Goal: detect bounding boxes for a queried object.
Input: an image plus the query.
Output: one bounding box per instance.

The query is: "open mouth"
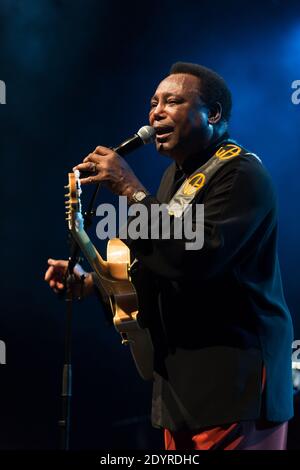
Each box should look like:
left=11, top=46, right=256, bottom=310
left=154, top=126, right=174, bottom=140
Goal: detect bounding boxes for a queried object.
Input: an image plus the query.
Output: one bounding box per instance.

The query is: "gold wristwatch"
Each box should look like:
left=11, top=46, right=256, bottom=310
left=131, top=190, right=149, bottom=203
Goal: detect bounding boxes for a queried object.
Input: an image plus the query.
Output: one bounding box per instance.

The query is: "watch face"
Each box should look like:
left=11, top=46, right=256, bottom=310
left=134, top=191, right=147, bottom=202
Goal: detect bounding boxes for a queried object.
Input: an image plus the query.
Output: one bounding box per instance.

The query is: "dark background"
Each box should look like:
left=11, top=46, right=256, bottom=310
left=0, top=0, right=299, bottom=450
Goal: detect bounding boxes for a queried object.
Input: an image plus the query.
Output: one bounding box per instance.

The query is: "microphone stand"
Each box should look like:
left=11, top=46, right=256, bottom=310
left=57, top=127, right=155, bottom=449
left=59, top=181, right=101, bottom=450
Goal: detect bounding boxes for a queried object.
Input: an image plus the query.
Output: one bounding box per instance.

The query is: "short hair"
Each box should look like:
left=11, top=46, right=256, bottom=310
left=169, top=62, right=232, bottom=122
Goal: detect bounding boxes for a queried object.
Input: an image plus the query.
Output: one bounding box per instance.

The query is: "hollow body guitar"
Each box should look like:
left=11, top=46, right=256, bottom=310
left=65, top=171, right=153, bottom=380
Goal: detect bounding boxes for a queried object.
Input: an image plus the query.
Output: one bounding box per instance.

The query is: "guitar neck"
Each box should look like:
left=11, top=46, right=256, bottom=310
left=71, top=218, right=108, bottom=279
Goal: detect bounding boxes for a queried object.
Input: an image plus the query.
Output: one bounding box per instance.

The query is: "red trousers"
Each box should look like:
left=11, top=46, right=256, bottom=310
left=164, top=367, right=288, bottom=450
left=164, top=420, right=288, bottom=450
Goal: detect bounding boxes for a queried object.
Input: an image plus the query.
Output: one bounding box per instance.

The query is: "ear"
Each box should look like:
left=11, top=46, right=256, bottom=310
left=208, top=102, right=222, bottom=124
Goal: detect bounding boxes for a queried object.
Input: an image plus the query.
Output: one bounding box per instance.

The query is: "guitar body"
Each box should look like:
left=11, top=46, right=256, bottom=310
left=65, top=172, right=153, bottom=380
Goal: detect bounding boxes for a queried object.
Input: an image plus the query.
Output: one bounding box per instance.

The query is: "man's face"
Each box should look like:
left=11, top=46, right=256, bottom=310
left=149, top=73, right=211, bottom=162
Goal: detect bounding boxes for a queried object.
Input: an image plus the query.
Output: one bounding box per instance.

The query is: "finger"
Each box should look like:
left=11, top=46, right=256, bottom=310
left=44, top=266, right=54, bottom=282
left=48, top=259, right=68, bottom=270
left=73, top=152, right=93, bottom=169
left=82, top=152, right=94, bottom=163
left=56, top=281, right=65, bottom=290
left=73, top=162, right=98, bottom=172
left=80, top=175, right=100, bottom=185
left=83, top=154, right=102, bottom=164
left=50, top=279, right=56, bottom=288
left=94, top=145, right=111, bottom=156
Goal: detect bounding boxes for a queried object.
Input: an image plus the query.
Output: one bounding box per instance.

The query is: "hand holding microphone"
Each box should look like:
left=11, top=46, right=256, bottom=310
left=73, top=125, right=155, bottom=202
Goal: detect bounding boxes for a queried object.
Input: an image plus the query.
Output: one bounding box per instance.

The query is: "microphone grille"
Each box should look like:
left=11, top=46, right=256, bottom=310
left=137, top=125, right=156, bottom=144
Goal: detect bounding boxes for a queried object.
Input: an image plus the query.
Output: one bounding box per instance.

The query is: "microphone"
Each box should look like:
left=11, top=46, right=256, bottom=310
left=113, top=125, right=156, bottom=156
left=78, top=126, right=156, bottom=178
left=77, top=127, right=156, bottom=228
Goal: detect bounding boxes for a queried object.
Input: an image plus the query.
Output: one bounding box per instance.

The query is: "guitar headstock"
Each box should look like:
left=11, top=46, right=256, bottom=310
left=64, top=170, right=83, bottom=232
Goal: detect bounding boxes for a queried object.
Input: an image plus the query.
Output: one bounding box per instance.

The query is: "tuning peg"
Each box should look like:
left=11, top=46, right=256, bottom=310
left=64, top=184, right=69, bottom=189
left=64, top=193, right=70, bottom=198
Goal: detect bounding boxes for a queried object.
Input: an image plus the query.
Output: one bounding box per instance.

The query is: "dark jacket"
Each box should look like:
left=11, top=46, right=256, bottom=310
left=125, top=137, right=294, bottom=431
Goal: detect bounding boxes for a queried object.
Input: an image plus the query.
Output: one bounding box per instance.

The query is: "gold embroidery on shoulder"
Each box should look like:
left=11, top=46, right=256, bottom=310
left=216, top=144, right=241, bottom=160
left=182, top=173, right=206, bottom=196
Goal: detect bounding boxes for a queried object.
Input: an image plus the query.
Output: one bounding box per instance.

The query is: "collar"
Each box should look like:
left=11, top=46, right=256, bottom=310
left=179, top=132, right=234, bottom=176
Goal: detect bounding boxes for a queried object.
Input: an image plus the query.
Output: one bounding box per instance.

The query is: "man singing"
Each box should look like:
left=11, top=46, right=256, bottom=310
left=45, top=62, right=293, bottom=450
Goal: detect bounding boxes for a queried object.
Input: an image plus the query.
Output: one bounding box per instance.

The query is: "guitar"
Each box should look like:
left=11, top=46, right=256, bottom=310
left=65, top=170, right=153, bottom=380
